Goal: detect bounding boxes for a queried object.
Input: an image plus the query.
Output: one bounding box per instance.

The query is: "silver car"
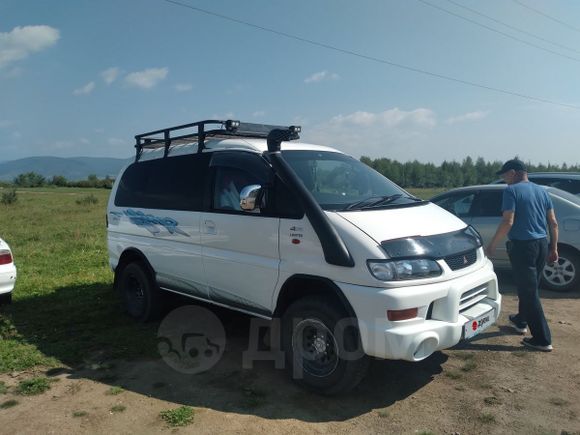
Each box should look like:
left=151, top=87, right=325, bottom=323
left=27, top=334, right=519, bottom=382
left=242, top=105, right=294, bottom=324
left=431, top=185, right=580, bottom=292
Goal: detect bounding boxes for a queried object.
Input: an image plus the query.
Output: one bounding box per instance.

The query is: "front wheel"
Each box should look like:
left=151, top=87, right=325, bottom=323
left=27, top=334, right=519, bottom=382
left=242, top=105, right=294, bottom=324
left=281, top=295, right=369, bottom=395
left=0, top=292, right=12, bottom=306
left=116, top=262, right=163, bottom=322
left=542, top=247, right=580, bottom=292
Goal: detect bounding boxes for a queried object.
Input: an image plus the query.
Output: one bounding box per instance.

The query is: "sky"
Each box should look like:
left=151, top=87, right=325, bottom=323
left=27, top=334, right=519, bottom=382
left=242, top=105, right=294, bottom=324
left=1, top=0, right=580, bottom=165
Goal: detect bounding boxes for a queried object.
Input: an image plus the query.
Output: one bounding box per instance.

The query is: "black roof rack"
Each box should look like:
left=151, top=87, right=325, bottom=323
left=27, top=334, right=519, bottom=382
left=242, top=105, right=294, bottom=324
left=134, top=119, right=301, bottom=161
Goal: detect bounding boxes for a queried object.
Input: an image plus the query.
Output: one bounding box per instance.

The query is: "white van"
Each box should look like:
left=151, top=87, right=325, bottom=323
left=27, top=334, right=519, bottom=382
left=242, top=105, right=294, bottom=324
left=107, top=120, right=501, bottom=394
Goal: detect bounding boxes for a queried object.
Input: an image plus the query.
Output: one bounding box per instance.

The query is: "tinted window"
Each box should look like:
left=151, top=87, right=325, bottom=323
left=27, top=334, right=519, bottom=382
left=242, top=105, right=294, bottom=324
left=210, top=152, right=271, bottom=214
left=210, top=151, right=304, bottom=218
left=433, top=192, right=476, bottom=218
left=470, top=191, right=503, bottom=217
left=115, top=153, right=210, bottom=211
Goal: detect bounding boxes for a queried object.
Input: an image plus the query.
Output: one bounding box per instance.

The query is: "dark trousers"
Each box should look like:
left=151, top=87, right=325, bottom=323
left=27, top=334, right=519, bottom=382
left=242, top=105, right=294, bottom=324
left=507, top=238, right=552, bottom=346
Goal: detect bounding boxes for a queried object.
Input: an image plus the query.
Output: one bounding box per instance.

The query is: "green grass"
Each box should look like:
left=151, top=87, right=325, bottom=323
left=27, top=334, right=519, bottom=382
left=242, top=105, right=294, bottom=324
left=159, top=406, right=195, bottom=427
left=0, top=399, right=19, bottom=409
left=478, top=412, right=496, bottom=424
left=444, top=370, right=462, bottom=380
left=460, top=360, right=477, bottom=372
left=0, top=381, right=6, bottom=394
left=72, top=411, right=88, bottom=418
left=106, top=386, right=124, bottom=396
left=0, top=188, right=158, bottom=373
left=17, top=377, right=52, bottom=395
left=377, top=409, right=389, bottom=418
left=110, top=405, right=126, bottom=413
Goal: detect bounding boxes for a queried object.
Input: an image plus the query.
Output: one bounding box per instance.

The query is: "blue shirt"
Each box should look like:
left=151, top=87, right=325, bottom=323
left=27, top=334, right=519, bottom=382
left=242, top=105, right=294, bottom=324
left=501, top=182, right=553, bottom=241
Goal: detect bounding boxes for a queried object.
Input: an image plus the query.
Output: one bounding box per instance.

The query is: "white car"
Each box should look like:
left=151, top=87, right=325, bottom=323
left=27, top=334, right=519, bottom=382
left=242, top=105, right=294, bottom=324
left=431, top=185, right=580, bottom=292
left=107, top=120, right=501, bottom=394
left=0, top=237, right=16, bottom=305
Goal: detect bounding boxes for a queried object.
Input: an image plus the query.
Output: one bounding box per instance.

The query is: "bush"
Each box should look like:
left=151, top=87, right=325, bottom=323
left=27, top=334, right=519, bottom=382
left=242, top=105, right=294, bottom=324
left=1, top=189, right=17, bottom=205
left=76, top=194, right=98, bottom=206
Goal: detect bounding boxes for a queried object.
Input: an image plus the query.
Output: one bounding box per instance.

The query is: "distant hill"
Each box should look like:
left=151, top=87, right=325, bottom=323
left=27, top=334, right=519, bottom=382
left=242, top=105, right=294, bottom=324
left=0, top=156, right=131, bottom=181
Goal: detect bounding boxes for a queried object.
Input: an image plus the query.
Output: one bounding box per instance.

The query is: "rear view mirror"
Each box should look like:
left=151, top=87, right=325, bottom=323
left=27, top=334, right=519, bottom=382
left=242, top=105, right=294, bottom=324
left=240, top=184, right=262, bottom=211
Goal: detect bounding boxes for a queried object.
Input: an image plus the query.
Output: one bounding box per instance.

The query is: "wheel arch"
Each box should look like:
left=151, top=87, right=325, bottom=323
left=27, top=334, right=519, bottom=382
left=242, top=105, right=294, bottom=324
left=273, top=274, right=357, bottom=319
left=557, top=242, right=580, bottom=257
left=114, top=248, right=156, bottom=290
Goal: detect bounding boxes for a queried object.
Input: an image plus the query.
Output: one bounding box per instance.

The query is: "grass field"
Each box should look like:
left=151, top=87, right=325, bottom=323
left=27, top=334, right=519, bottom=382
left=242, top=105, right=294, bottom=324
left=0, top=187, right=158, bottom=373
left=0, top=187, right=442, bottom=374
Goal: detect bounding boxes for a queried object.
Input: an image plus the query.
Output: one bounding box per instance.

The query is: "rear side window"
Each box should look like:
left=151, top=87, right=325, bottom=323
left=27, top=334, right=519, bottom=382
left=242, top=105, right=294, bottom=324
left=470, top=191, right=503, bottom=217
left=115, top=153, right=210, bottom=211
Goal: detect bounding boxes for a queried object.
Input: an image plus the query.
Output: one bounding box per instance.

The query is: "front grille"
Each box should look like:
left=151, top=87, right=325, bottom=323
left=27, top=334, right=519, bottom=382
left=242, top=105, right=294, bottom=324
left=459, top=284, right=489, bottom=312
left=445, top=249, right=477, bottom=271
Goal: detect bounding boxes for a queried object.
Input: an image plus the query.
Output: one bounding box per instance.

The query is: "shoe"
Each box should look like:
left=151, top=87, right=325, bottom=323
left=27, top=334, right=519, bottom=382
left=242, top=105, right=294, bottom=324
left=508, top=314, right=527, bottom=334
left=522, top=337, right=553, bottom=352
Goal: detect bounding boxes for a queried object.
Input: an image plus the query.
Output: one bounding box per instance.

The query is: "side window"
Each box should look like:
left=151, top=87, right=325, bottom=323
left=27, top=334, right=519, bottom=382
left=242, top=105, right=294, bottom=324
left=115, top=153, right=210, bottom=211
left=470, top=191, right=503, bottom=217
left=213, top=166, right=264, bottom=212
left=434, top=193, right=475, bottom=218
left=210, top=152, right=271, bottom=215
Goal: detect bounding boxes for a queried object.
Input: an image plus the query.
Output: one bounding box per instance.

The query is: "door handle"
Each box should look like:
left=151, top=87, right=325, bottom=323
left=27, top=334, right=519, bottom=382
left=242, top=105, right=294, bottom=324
left=204, top=220, right=217, bottom=234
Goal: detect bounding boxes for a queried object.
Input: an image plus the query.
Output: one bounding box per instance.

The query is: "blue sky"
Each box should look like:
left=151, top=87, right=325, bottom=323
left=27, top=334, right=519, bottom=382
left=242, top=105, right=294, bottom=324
left=1, top=0, right=580, bottom=164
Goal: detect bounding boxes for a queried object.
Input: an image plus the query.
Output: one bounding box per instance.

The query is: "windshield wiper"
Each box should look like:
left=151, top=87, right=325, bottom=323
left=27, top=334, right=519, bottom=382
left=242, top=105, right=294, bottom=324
left=344, top=195, right=393, bottom=211
left=344, top=194, right=425, bottom=211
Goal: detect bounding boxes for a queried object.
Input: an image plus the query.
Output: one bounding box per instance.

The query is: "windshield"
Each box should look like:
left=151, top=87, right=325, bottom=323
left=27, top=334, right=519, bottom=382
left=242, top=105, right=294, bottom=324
left=282, top=150, right=422, bottom=211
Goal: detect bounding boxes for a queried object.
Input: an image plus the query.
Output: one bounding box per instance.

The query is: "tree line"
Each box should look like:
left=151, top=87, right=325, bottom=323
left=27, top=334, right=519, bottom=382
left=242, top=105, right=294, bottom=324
left=360, top=156, right=580, bottom=188
left=1, top=157, right=579, bottom=190
left=0, top=172, right=114, bottom=189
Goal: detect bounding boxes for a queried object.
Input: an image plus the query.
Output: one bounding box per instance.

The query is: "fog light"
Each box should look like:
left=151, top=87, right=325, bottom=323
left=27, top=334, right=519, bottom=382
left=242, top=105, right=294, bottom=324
left=387, top=308, right=418, bottom=321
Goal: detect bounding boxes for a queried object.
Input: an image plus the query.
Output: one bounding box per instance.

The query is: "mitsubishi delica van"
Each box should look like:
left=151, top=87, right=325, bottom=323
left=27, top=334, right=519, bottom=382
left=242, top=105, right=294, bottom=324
left=107, top=120, right=501, bottom=394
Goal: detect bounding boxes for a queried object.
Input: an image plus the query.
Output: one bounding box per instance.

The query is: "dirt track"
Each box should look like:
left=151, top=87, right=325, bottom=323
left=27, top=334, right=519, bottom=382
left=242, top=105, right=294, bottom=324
left=1, top=271, right=579, bottom=435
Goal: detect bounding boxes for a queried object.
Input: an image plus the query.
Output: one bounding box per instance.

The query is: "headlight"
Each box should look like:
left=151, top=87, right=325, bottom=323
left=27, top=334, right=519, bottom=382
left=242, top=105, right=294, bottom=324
left=367, top=259, right=442, bottom=281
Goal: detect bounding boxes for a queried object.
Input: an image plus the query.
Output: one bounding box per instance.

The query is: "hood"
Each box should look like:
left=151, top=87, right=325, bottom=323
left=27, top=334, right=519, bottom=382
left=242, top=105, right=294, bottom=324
left=335, top=202, right=466, bottom=244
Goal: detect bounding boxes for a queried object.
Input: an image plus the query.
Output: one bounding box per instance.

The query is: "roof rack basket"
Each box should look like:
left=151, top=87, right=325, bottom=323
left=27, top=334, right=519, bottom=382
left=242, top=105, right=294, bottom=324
left=134, top=119, right=300, bottom=161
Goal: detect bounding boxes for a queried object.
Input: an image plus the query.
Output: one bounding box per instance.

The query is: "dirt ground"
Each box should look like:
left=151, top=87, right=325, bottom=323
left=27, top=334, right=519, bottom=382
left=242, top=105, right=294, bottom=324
left=1, top=271, right=579, bottom=435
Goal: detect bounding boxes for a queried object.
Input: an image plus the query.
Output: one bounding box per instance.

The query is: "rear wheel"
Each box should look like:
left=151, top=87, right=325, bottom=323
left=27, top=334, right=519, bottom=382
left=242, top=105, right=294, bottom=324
left=542, top=247, right=580, bottom=292
left=116, top=262, right=163, bottom=322
left=281, top=295, right=369, bottom=395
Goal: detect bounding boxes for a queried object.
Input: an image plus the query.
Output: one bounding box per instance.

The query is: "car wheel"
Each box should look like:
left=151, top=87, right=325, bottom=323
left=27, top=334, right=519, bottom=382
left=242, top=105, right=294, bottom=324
left=117, top=262, right=163, bottom=322
left=0, top=292, right=12, bottom=305
left=542, top=247, right=580, bottom=292
left=281, top=295, right=369, bottom=395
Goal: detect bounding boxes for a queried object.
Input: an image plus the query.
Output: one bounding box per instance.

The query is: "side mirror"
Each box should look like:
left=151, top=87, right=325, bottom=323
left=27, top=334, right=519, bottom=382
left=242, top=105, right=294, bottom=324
left=240, top=184, right=263, bottom=211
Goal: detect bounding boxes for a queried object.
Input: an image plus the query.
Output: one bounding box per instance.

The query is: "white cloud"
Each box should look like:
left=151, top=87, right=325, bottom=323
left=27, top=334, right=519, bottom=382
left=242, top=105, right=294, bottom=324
left=446, top=110, right=489, bottom=125
left=0, top=25, right=60, bottom=69
left=330, top=108, right=436, bottom=129
left=252, top=111, right=266, bottom=118
left=101, top=67, right=120, bottom=85
left=175, top=83, right=192, bottom=92
left=125, top=67, right=168, bottom=89
left=80, top=138, right=90, bottom=145
left=304, top=108, right=436, bottom=159
left=0, top=120, right=15, bottom=129
left=73, top=81, right=95, bottom=96
left=304, top=70, right=340, bottom=84
left=12, top=131, right=22, bottom=140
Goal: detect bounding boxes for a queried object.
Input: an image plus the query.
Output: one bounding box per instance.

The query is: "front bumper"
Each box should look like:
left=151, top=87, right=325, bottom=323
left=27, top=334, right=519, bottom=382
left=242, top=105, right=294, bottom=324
left=337, top=259, right=501, bottom=361
left=0, top=265, right=17, bottom=295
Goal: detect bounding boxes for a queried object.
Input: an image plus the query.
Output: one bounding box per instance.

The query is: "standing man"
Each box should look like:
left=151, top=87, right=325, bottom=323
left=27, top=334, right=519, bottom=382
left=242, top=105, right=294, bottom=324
left=486, top=158, right=558, bottom=352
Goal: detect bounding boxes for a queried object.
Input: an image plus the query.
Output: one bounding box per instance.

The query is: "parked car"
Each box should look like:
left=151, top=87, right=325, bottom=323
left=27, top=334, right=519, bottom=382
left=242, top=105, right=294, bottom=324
left=0, top=237, right=17, bottom=305
left=492, top=172, right=580, bottom=196
left=431, top=185, right=580, bottom=292
left=107, top=120, right=501, bottom=394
